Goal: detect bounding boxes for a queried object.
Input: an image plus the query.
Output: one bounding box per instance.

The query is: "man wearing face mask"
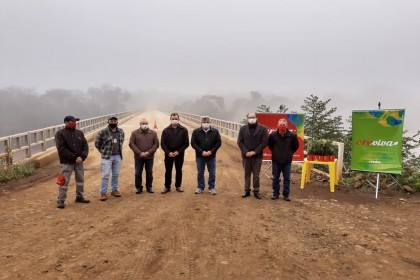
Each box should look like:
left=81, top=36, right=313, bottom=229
left=237, top=113, right=269, bottom=199
left=191, top=116, right=222, bottom=195
left=129, top=118, right=159, bottom=194
left=268, top=118, right=299, bottom=201
left=95, top=115, right=125, bottom=201
left=160, top=113, right=189, bottom=194
left=55, top=116, right=90, bottom=209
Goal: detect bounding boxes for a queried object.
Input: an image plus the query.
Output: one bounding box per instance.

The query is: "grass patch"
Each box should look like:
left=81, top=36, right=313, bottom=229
left=0, top=163, right=36, bottom=183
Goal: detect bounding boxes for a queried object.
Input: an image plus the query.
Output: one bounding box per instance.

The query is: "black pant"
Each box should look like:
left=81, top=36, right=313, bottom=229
left=135, top=158, right=154, bottom=191
left=164, top=155, right=184, bottom=188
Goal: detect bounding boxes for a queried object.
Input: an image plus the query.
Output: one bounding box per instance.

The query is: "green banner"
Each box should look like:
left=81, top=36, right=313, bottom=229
left=351, top=109, right=405, bottom=174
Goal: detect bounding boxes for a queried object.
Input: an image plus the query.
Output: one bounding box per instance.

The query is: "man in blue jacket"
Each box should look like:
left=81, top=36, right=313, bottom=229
left=268, top=118, right=299, bottom=201
left=191, top=116, right=222, bottom=195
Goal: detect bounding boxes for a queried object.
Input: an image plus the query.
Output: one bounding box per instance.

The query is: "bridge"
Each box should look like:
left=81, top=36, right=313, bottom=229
left=0, top=111, right=418, bottom=279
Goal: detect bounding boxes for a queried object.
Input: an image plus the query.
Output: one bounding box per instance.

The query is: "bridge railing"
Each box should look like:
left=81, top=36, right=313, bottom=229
left=178, top=112, right=344, bottom=179
left=0, top=111, right=137, bottom=165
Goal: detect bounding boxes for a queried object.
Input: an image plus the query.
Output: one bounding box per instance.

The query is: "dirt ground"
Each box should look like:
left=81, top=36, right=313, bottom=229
left=1, top=111, right=419, bottom=280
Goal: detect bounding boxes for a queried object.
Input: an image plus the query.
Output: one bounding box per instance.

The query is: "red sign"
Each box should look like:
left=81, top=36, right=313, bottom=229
left=256, top=113, right=305, bottom=162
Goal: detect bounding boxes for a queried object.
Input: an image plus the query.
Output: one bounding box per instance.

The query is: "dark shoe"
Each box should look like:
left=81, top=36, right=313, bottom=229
left=242, top=191, right=251, bottom=198
left=135, top=189, right=143, bottom=194
left=161, top=188, right=171, bottom=194
left=254, top=192, right=262, bottom=199
left=57, top=203, right=65, bottom=209
left=75, top=197, right=90, bottom=203
left=146, top=188, right=154, bottom=193
left=175, top=187, right=184, bottom=192
left=283, top=196, right=291, bottom=201
left=271, top=194, right=279, bottom=200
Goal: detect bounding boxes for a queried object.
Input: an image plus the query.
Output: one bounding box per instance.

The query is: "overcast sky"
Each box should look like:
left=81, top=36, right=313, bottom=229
left=0, top=0, right=419, bottom=131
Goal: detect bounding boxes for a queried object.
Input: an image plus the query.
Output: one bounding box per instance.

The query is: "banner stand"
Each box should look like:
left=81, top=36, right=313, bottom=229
left=259, top=161, right=272, bottom=179
left=365, top=172, right=403, bottom=199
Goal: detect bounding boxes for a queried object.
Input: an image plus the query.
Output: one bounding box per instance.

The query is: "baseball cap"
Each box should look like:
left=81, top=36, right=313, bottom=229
left=64, top=116, right=80, bottom=122
left=108, top=115, right=118, bottom=120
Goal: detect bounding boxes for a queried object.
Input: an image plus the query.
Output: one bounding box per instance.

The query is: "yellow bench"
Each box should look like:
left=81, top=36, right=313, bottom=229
left=300, top=159, right=338, bottom=192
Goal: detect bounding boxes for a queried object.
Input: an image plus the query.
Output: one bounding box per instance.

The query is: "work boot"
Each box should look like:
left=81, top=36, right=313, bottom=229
left=100, top=193, right=107, bottom=201
left=111, top=190, right=121, bottom=197
left=283, top=196, right=291, bottom=201
left=75, top=197, right=90, bottom=203
left=57, top=202, right=65, bottom=209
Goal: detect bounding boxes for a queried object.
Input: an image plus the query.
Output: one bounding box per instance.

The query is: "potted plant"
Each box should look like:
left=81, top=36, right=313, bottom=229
left=307, top=139, right=323, bottom=161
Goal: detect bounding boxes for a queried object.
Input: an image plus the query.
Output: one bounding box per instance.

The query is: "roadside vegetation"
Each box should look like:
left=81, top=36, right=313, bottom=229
left=0, top=163, right=36, bottom=183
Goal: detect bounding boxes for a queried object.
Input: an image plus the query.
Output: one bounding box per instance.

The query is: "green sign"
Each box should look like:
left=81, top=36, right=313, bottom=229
left=351, top=109, right=405, bottom=174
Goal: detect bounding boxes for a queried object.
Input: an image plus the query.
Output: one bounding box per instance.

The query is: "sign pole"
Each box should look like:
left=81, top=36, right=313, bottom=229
left=375, top=173, right=380, bottom=199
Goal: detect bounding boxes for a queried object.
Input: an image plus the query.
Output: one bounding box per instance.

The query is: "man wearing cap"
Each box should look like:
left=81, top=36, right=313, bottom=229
left=129, top=117, right=159, bottom=194
left=95, top=115, right=125, bottom=201
left=191, top=116, right=222, bottom=195
left=55, top=116, right=90, bottom=209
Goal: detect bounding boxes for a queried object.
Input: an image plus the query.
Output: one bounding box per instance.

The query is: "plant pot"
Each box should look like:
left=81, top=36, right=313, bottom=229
left=307, top=154, right=314, bottom=161
left=329, top=155, right=335, bottom=162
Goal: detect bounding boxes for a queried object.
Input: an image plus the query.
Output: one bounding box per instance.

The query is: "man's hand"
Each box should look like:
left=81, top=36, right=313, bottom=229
left=75, top=157, right=83, bottom=164
left=245, top=151, right=256, bottom=157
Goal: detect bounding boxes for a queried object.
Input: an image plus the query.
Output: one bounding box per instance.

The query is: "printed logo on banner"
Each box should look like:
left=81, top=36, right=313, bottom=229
left=351, top=109, right=405, bottom=174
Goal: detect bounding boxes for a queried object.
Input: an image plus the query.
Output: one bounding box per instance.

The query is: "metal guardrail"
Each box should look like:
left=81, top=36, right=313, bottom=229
left=0, top=111, right=137, bottom=164
left=178, top=111, right=344, bottom=179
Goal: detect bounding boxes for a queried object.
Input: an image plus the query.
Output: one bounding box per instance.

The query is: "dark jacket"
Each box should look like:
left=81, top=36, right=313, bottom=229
left=191, top=127, right=222, bottom=158
left=237, top=123, right=268, bottom=158
left=129, top=128, right=159, bottom=159
left=268, top=130, right=299, bottom=163
left=161, top=124, right=189, bottom=157
left=55, top=127, right=89, bottom=164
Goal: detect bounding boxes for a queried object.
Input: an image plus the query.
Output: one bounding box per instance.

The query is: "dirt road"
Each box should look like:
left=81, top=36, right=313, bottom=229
left=1, top=111, right=419, bottom=279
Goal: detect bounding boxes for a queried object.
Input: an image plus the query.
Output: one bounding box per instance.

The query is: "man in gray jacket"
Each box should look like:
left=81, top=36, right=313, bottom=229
left=237, top=113, right=268, bottom=199
left=129, top=118, right=159, bottom=194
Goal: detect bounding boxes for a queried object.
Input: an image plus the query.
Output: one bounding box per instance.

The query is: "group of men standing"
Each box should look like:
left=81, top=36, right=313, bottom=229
left=54, top=112, right=298, bottom=209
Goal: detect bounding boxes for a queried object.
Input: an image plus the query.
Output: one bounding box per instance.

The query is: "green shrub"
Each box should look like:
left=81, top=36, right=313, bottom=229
left=0, top=163, right=36, bottom=183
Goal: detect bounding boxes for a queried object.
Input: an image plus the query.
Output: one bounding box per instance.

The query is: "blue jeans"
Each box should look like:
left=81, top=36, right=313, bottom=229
left=272, top=162, right=292, bottom=197
left=135, top=158, right=154, bottom=191
left=100, top=155, right=122, bottom=194
left=196, top=157, right=216, bottom=189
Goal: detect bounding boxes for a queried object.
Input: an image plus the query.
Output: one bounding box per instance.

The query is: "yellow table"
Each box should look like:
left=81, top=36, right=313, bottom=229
left=300, top=159, right=338, bottom=192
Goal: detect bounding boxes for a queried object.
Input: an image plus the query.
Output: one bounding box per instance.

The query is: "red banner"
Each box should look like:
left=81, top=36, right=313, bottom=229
left=256, top=113, right=305, bottom=162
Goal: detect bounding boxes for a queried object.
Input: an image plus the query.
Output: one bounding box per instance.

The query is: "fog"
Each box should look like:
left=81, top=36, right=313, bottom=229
left=1, top=1, right=419, bottom=136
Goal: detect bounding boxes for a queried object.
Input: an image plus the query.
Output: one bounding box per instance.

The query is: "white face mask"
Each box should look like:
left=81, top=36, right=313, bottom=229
left=248, top=118, right=257, bottom=125
left=202, top=123, right=210, bottom=129
left=140, top=124, right=149, bottom=130
left=171, top=120, right=179, bottom=125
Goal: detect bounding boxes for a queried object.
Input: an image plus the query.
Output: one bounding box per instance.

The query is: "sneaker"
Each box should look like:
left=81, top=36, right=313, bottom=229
left=209, top=189, right=217, bottom=195
left=75, top=197, right=90, bottom=203
left=195, top=188, right=204, bottom=194
left=283, top=196, right=291, bottom=201
left=111, top=190, right=121, bottom=197
left=161, top=188, right=171, bottom=194
left=175, top=187, right=184, bottom=192
left=100, top=193, right=107, bottom=201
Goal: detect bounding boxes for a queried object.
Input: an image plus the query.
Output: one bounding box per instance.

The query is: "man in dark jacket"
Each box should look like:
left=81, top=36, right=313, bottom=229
left=55, top=115, right=90, bottom=209
left=268, top=118, right=299, bottom=201
left=191, top=116, right=222, bottom=195
left=129, top=117, right=159, bottom=194
left=237, top=113, right=268, bottom=199
left=160, top=113, right=189, bottom=194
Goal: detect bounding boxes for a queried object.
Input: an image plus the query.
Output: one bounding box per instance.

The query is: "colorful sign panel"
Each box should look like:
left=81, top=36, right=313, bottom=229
left=351, top=109, right=405, bottom=174
left=256, top=113, right=305, bottom=161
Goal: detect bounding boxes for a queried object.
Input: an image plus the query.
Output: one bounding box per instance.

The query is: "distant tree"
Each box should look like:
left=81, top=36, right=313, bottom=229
left=256, top=104, right=271, bottom=113
left=342, top=116, right=353, bottom=170
left=301, top=94, right=344, bottom=141
left=276, top=104, right=288, bottom=113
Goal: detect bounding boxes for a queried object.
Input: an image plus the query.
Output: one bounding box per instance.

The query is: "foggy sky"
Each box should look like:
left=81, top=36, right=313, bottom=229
left=1, top=0, right=419, bottom=134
